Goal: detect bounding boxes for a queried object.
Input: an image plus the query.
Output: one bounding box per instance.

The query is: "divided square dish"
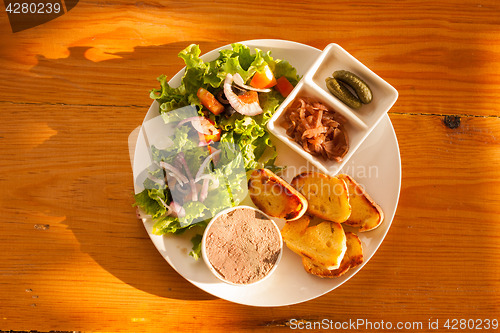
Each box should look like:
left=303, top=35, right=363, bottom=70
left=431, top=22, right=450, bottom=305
left=267, top=43, right=399, bottom=175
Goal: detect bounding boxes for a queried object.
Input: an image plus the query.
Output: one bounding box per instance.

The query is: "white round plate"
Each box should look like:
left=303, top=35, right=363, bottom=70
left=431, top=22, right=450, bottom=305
left=131, top=39, right=401, bottom=307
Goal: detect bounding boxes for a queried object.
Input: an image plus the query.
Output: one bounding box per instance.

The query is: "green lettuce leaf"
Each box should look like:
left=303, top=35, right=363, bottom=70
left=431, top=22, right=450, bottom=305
left=137, top=43, right=301, bottom=258
left=152, top=215, right=179, bottom=235
left=150, top=43, right=300, bottom=114
left=180, top=201, right=209, bottom=227
left=189, top=234, right=203, bottom=260
left=134, top=189, right=164, bottom=217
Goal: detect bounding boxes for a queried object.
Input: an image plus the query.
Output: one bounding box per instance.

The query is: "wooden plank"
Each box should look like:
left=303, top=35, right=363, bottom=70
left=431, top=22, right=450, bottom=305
left=0, top=1, right=499, bottom=117
left=1, top=0, right=500, bottom=331
left=1, top=103, right=499, bottom=330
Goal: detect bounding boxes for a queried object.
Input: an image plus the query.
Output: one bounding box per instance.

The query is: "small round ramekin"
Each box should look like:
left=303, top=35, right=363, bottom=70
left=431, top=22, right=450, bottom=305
left=201, top=205, right=283, bottom=286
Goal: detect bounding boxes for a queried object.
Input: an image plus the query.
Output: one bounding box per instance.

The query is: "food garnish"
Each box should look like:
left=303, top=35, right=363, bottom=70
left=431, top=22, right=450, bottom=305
left=334, top=70, right=372, bottom=104
left=326, top=77, right=362, bottom=109
left=135, top=43, right=300, bottom=258
left=232, top=72, right=270, bottom=93
left=283, top=98, right=349, bottom=162
left=249, top=65, right=277, bottom=89
left=275, top=76, right=295, bottom=97
left=325, top=70, right=372, bottom=109
left=197, top=88, right=224, bottom=115
left=135, top=108, right=248, bottom=235
left=223, top=73, right=263, bottom=116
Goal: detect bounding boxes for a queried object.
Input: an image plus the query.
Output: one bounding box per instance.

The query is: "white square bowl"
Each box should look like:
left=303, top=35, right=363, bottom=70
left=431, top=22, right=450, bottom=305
left=267, top=43, right=398, bottom=175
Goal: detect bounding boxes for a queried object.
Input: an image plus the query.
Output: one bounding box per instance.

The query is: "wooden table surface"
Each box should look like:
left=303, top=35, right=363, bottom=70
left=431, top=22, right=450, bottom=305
left=1, top=0, right=500, bottom=332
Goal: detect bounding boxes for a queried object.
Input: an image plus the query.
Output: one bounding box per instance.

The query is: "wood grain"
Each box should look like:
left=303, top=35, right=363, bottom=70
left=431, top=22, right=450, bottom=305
left=1, top=108, right=499, bottom=331
left=1, top=0, right=499, bottom=117
left=1, top=0, right=500, bottom=331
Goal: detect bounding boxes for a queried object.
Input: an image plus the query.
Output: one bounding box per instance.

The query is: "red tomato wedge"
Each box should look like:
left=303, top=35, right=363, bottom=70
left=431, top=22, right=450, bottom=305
left=275, top=76, right=295, bottom=97
left=237, top=90, right=259, bottom=105
left=197, top=87, right=224, bottom=115
left=250, top=66, right=277, bottom=89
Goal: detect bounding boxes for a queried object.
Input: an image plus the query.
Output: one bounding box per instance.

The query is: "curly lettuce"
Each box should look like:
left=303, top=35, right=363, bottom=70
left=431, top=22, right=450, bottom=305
left=138, top=43, right=300, bottom=259
left=150, top=43, right=299, bottom=172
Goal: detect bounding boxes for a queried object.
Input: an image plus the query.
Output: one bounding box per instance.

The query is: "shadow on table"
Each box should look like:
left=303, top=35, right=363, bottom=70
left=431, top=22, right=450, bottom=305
left=26, top=40, right=231, bottom=301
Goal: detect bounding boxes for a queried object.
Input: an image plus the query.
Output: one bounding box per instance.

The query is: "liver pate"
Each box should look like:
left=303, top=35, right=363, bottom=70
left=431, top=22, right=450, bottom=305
left=205, top=207, right=281, bottom=284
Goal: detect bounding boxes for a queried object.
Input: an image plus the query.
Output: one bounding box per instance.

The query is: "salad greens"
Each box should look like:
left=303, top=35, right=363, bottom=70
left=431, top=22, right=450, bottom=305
left=135, top=43, right=300, bottom=259
left=150, top=43, right=299, bottom=170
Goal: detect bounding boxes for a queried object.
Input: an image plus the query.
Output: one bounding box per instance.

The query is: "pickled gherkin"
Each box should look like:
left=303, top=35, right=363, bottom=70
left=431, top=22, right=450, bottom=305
left=325, top=70, right=373, bottom=109
left=333, top=70, right=372, bottom=104
left=325, top=77, right=362, bottom=109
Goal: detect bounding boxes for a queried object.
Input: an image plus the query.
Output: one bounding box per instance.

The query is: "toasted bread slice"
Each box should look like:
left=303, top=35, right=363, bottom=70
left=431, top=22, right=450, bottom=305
left=281, top=217, right=346, bottom=270
left=338, top=174, right=384, bottom=232
left=248, top=168, right=308, bottom=221
left=281, top=214, right=311, bottom=237
left=302, top=231, right=363, bottom=278
left=291, top=172, right=351, bottom=223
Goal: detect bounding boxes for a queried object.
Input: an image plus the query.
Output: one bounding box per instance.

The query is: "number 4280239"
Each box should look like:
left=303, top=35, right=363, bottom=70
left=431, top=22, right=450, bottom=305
left=5, top=2, right=61, bottom=14
left=444, top=318, right=498, bottom=330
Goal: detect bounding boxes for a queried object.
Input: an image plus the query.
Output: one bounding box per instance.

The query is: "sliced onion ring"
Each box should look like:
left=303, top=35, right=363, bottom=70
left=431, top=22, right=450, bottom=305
left=223, top=74, right=263, bottom=116
left=176, top=116, right=216, bottom=135
left=199, top=178, right=210, bottom=202
left=160, top=161, right=188, bottom=184
left=176, top=153, right=198, bottom=202
left=156, top=196, right=173, bottom=217
left=169, top=201, right=186, bottom=218
left=195, top=173, right=220, bottom=190
left=195, top=149, right=221, bottom=180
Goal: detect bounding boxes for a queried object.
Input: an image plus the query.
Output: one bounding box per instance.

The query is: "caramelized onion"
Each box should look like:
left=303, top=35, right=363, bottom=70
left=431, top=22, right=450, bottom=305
left=283, top=98, right=349, bottom=162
